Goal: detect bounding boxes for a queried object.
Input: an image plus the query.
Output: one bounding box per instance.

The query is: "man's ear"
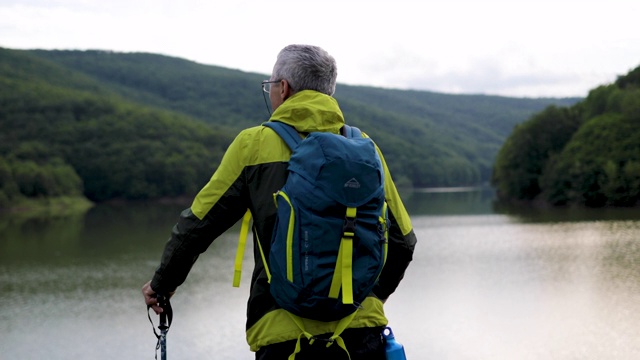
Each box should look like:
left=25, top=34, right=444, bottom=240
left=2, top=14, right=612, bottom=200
left=279, top=79, right=293, bottom=101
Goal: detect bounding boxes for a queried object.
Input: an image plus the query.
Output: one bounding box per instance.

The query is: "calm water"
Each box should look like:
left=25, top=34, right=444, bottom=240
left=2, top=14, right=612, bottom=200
left=1, top=189, right=639, bottom=359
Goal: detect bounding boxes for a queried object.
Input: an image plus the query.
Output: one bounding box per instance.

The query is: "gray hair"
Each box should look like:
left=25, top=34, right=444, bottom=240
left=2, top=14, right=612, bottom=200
left=271, top=44, right=337, bottom=96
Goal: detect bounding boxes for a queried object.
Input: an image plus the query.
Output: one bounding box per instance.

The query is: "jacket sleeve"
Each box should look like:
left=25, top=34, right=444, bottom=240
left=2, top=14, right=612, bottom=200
left=372, top=145, right=417, bottom=301
left=150, top=130, right=251, bottom=294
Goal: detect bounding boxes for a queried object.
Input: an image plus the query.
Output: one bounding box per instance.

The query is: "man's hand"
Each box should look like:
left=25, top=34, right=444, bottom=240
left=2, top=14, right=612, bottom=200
left=142, top=280, right=166, bottom=314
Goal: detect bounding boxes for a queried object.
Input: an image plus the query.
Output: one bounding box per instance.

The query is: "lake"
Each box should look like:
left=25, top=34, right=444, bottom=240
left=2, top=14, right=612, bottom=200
left=1, top=188, right=639, bottom=359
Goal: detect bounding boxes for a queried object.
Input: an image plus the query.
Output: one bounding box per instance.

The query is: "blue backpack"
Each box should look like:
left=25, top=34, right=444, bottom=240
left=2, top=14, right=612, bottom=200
left=262, top=121, right=389, bottom=322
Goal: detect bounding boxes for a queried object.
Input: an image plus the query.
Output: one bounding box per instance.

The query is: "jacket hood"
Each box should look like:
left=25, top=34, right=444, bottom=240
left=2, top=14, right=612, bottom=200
left=268, top=90, right=345, bottom=133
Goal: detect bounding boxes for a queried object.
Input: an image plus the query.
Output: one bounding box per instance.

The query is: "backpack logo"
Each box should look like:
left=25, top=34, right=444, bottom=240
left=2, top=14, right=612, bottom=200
left=344, top=178, right=361, bottom=189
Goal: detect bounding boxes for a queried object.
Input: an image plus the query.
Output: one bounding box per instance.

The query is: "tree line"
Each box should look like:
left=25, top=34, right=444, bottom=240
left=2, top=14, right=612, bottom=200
left=0, top=51, right=234, bottom=207
left=492, top=65, right=640, bottom=207
left=28, top=49, right=576, bottom=188
left=0, top=48, right=579, bottom=208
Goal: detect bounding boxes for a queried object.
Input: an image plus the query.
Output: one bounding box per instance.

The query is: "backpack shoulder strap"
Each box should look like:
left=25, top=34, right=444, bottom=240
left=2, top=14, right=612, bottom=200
left=342, top=124, right=363, bottom=138
left=263, top=121, right=302, bottom=149
left=266, top=122, right=362, bottom=145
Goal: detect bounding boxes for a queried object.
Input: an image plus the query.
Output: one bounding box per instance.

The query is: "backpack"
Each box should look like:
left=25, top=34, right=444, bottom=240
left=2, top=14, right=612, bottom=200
left=233, top=121, right=389, bottom=357
left=262, top=121, right=389, bottom=322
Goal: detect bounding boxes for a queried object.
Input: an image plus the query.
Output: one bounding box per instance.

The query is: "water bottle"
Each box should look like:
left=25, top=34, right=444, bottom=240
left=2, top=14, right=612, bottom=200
left=383, top=326, right=407, bottom=360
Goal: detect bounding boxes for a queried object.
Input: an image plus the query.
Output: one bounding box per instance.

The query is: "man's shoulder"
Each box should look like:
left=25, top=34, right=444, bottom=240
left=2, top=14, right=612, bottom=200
left=233, top=123, right=275, bottom=144
left=231, top=123, right=291, bottom=164
left=238, top=124, right=267, bottom=136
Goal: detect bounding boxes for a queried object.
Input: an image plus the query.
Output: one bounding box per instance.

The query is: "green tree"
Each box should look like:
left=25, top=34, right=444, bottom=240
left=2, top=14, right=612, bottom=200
left=0, top=156, right=19, bottom=207
left=492, top=106, right=581, bottom=201
left=495, top=64, right=640, bottom=207
left=541, top=112, right=640, bottom=206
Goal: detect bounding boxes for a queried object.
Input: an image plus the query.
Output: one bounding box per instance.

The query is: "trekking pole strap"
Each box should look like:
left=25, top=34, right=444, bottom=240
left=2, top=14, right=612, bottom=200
left=147, top=294, right=173, bottom=359
left=147, top=294, right=173, bottom=336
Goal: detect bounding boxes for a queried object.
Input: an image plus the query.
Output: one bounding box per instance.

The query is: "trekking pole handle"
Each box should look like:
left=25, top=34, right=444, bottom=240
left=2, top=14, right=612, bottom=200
left=157, top=293, right=169, bottom=330
left=147, top=292, right=172, bottom=360
left=159, top=311, right=168, bottom=330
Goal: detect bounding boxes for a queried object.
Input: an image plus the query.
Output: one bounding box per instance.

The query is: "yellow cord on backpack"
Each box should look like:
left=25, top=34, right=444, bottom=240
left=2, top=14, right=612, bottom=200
left=286, top=311, right=357, bottom=360
left=233, top=209, right=253, bottom=287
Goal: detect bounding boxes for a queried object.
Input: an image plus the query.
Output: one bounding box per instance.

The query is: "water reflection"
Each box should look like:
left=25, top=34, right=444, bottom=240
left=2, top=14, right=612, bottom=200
left=493, top=199, right=640, bottom=223
left=400, top=187, right=496, bottom=216
left=0, top=211, right=86, bottom=265
left=0, top=202, right=188, bottom=265
left=401, top=214, right=640, bottom=359
left=400, top=186, right=640, bottom=222
left=1, top=190, right=640, bottom=359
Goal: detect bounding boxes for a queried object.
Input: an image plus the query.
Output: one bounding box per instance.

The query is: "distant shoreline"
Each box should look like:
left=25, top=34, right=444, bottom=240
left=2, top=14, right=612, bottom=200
left=0, top=196, right=94, bottom=215
left=412, top=185, right=492, bottom=193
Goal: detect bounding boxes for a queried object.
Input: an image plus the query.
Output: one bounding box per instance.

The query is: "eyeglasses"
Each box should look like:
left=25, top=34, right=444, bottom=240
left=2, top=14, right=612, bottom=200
left=261, top=80, right=279, bottom=117
left=261, top=79, right=281, bottom=94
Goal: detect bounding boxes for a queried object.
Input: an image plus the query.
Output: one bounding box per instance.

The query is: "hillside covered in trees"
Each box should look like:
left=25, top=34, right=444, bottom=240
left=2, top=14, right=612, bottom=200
left=492, top=65, right=640, bottom=207
left=0, top=47, right=579, bottom=208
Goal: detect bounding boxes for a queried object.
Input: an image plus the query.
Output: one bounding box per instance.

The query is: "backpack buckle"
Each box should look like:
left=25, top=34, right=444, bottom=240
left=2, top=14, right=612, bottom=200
left=342, top=217, right=356, bottom=238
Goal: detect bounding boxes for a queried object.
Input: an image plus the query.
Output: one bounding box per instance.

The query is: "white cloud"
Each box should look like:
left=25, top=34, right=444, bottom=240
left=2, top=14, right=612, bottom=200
left=1, top=0, right=639, bottom=97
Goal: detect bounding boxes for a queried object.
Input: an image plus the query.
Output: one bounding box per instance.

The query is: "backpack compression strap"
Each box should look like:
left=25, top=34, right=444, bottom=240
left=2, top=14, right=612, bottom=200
left=328, top=206, right=357, bottom=304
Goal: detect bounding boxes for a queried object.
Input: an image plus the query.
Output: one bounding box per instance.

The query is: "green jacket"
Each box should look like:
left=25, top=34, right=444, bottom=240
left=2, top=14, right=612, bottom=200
left=151, top=90, right=417, bottom=351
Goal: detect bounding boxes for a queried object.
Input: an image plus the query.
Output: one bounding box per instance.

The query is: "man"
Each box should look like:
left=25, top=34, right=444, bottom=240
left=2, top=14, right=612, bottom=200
left=142, top=44, right=417, bottom=359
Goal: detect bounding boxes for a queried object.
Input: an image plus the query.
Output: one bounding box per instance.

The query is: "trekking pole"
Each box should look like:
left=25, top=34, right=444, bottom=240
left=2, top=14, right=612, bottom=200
left=158, top=294, right=168, bottom=360
left=148, top=293, right=173, bottom=360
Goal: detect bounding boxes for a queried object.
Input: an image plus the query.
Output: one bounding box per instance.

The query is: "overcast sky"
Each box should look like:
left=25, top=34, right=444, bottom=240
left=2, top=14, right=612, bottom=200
left=2, top=0, right=639, bottom=98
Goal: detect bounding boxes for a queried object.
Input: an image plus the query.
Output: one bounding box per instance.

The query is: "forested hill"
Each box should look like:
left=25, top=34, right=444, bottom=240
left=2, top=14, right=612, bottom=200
left=0, top=47, right=579, bottom=206
left=492, top=64, right=640, bottom=207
